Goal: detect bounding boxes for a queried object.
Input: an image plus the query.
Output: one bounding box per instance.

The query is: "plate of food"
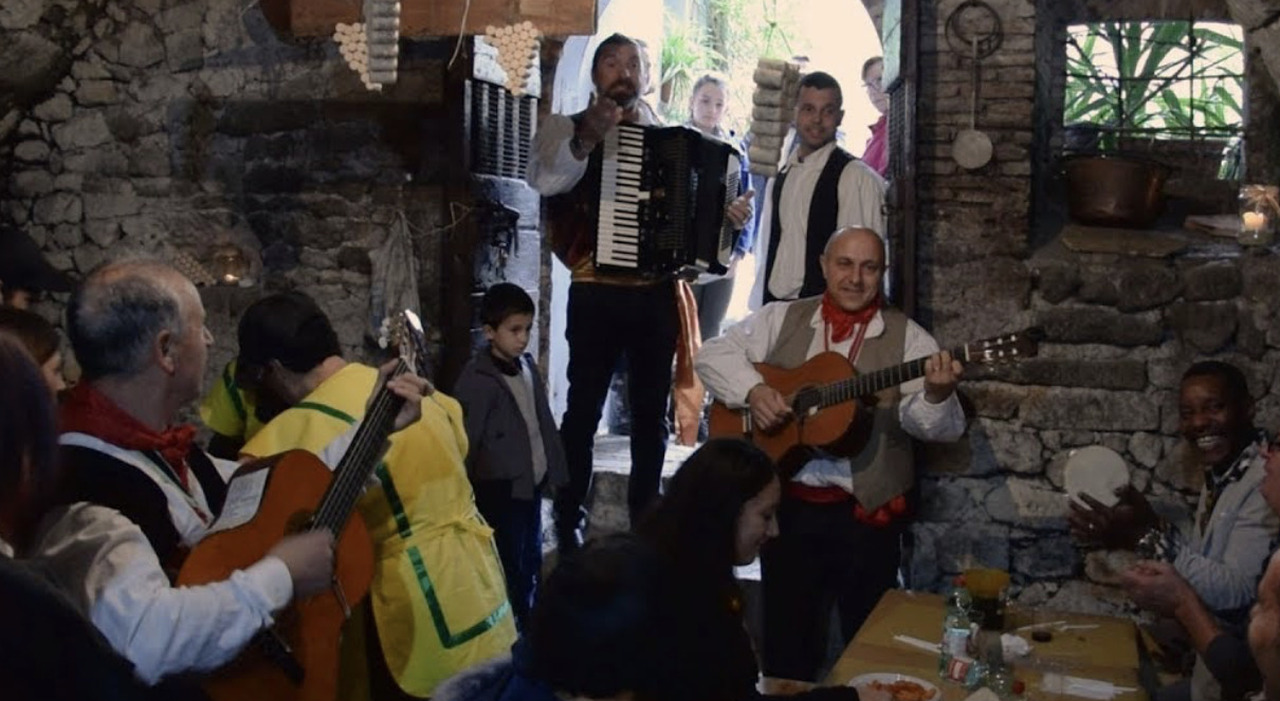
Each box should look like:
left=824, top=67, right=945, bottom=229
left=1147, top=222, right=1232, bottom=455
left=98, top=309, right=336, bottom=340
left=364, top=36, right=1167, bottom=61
left=1062, top=445, right=1130, bottom=508
left=847, top=673, right=939, bottom=701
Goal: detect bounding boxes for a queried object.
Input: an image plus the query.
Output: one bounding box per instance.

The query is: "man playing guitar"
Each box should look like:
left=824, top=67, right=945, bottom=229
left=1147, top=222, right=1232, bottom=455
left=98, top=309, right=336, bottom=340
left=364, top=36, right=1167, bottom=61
left=695, top=226, right=966, bottom=682
left=32, top=260, right=427, bottom=687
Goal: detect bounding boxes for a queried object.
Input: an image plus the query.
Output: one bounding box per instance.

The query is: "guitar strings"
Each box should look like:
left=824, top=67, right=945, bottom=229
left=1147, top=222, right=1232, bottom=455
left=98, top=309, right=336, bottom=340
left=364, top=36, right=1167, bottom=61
left=313, top=360, right=411, bottom=535
left=314, top=370, right=401, bottom=534
left=317, top=361, right=406, bottom=530
left=825, top=340, right=993, bottom=405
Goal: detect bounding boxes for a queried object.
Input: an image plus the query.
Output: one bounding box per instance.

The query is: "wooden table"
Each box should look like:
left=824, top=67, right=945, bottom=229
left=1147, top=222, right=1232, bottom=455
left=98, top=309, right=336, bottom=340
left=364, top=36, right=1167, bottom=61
left=825, top=590, right=1148, bottom=701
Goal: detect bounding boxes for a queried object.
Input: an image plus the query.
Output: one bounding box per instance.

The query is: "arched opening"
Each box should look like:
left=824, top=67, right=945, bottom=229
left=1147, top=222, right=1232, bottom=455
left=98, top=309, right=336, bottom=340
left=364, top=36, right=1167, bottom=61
left=541, top=0, right=888, bottom=423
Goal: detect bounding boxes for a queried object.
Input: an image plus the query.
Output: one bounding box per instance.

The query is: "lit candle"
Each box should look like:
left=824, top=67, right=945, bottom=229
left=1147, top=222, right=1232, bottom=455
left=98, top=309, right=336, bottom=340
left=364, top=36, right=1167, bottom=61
left=1243, top=211, right=1267, bottom=231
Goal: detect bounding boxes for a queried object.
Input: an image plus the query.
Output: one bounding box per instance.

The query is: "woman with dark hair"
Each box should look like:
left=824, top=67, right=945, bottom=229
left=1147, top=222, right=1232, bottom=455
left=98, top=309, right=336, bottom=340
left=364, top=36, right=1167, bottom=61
left=0, top=333, right=195, bottom=700
left=0, top=333, right=60, bottom=547
left=0, top=307, right=66, bottom=395
left=636, top=437, right=858, bottom=701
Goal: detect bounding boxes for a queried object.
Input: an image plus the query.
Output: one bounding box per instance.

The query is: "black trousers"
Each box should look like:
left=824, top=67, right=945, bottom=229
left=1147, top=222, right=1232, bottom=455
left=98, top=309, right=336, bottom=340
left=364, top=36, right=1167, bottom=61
left=472, top=480, right=543, bottom=633
left=690, top=275, right=735, bottom=341
left=554, top=281, right=679, bottom=531
left=761, top=493, right=905, bottom=681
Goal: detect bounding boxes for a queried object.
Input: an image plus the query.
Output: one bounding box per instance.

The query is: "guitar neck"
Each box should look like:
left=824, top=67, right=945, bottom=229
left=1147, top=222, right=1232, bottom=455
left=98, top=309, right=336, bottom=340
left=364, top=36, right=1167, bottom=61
left=820, top=344, right=968, bottom=408
left=311, top=361, right=408, bottom=537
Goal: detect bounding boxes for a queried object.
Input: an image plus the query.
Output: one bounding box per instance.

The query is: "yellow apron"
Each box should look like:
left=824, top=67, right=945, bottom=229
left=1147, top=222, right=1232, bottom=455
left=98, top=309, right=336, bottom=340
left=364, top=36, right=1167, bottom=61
left=242, top=363, right=516, bottom=698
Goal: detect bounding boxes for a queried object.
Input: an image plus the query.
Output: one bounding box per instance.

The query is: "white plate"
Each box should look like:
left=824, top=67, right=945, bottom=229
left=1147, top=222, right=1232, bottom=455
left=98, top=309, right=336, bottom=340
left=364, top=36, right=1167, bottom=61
left=847, top=673, right=940, bottom=701
left=1063, top=445, right=1130, bottom=507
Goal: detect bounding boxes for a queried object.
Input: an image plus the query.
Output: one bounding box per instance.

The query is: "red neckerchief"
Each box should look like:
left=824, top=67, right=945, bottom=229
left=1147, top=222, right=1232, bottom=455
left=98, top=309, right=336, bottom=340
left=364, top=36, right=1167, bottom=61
left=60, top=383, right=197, bottom=491
left=820, top=292, right=880, bottom=342
left=821, top=292, right=881, bottom=362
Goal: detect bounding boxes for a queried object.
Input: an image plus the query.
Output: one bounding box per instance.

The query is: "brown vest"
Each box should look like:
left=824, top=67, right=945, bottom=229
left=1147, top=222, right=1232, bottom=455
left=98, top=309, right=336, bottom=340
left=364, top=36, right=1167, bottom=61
left=765, top=297, right=914, bottom=511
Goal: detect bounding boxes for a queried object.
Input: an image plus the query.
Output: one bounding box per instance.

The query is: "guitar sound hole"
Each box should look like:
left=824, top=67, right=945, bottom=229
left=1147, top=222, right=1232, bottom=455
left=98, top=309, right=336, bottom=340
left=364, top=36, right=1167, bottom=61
left=793, top=387, right=822, bottom=416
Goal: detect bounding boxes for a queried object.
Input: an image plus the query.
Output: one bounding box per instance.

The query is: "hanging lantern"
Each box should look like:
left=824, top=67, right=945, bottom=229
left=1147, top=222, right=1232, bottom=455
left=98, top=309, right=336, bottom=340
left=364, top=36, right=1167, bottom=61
left=209, top=244, right=252, bottom=286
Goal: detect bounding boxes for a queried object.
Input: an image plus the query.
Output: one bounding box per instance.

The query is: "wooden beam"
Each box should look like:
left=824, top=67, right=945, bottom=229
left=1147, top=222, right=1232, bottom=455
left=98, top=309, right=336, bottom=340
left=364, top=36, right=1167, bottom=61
left=261, top=0, right=597, bottom=38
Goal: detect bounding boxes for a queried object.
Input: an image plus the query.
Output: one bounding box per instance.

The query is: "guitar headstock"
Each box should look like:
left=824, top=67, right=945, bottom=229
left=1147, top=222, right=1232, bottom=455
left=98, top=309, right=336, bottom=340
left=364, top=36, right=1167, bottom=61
left=379, top=310, right=430, bottom=378
left=966, top=327, right=1044, bottom=365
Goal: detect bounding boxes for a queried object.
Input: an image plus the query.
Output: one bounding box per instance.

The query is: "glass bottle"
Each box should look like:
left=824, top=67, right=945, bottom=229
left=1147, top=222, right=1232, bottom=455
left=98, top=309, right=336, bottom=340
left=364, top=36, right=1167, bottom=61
left=986, top=664, right=1015, bottom=700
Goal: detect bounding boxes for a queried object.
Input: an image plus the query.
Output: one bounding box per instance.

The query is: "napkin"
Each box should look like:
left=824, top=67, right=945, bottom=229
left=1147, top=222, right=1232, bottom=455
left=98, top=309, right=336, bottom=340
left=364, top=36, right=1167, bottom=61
left=964, top=689, right=1000, bottom=701
left=1001, top=633, right=1031, bottom=659
left=1042, top=672, right=1137, bottom=699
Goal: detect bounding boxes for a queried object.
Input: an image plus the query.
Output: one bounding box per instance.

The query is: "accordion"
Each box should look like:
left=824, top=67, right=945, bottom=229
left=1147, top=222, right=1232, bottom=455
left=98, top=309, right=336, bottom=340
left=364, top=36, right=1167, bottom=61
left=591, top=123, right=742, bottom=277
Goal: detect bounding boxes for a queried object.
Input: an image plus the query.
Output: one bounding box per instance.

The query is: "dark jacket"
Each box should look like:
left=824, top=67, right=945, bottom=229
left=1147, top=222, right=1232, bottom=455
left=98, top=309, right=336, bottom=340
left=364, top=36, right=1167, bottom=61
left=433, top=647, right=558, bottom=701
left=453, top=349, right=568, bottom=500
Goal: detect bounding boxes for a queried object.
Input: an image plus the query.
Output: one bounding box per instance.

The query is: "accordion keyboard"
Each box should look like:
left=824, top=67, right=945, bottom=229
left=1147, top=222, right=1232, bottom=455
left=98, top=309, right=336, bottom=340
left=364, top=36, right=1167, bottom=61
left=596, top=124, right=647, bottom=269
left=592, top=123, right=738, bottom=277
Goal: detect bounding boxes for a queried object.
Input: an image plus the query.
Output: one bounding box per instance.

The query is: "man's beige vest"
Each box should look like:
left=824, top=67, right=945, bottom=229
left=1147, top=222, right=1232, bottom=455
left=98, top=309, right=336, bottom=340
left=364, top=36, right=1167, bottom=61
left=764, top=296, right=915, bottom=511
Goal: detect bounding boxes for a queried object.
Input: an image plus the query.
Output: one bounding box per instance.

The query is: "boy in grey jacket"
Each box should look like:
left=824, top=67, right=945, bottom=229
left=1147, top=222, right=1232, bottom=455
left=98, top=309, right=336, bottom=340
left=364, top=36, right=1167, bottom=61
left=454, top=283, right=568, bottom=631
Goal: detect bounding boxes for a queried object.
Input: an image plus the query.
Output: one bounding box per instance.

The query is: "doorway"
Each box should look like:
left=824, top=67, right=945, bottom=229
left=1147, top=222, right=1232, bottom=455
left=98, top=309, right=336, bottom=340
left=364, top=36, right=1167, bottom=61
left=544, top=0, right=885, bottom=422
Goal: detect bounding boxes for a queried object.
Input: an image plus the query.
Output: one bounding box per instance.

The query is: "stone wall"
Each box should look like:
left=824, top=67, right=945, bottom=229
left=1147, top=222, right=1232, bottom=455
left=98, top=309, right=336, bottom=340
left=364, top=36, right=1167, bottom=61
left=7, top=0, right=1280, bottom=618
left=1, top=0, right=465, bottom=396
left=910, top=0, right=1280, bottom=615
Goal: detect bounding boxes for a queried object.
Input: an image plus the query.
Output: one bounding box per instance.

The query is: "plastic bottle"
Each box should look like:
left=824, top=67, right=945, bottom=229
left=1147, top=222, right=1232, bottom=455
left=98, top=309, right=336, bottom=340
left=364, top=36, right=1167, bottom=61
left=941, top=653, right=988, bottom=689
left=938, top=583, right=973, bottom=679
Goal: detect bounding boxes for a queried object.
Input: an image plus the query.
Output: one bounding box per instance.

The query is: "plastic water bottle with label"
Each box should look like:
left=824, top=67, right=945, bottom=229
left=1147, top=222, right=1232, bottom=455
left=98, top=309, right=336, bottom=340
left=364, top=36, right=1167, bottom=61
left=939, top=582, right=987, bottom=687
left=939, top=583, right=972, bottom=677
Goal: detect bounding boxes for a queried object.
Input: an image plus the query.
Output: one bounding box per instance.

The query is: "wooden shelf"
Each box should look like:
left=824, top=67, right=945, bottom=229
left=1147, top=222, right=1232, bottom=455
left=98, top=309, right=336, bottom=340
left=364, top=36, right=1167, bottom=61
left=261, top=0, right=597, bottom=38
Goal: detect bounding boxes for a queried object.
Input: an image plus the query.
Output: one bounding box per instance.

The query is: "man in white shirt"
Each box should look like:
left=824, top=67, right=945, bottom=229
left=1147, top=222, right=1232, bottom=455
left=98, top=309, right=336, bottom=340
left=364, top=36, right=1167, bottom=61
left=750, top=72, right=886, bottom=309
left=697, top=226, right=965, bottom=680
left=31, top=258, right=425, bottom=686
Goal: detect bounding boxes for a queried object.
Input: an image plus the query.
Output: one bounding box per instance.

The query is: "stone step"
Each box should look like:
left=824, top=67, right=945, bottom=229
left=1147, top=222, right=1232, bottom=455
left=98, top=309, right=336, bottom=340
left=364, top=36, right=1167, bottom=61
left=535, top=433, right=696, bottom=546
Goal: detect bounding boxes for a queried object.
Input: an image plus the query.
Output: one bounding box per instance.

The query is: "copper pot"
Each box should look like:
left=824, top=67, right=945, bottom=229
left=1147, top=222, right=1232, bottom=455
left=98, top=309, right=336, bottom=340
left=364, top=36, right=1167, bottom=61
left=1064, top=155, right=1171, bottom=229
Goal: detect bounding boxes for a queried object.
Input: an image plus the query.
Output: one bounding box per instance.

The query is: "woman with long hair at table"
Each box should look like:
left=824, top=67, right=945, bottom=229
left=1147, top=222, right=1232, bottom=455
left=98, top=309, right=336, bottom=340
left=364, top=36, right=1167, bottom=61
left=636, top=437, right=858, bottom=701
left=0, top=333, right=196, bottom=700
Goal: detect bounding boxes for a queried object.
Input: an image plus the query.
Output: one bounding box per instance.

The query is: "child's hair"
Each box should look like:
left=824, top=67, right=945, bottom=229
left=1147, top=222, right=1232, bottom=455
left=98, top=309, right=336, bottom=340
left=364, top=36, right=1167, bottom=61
left=480, top=282, right=535, bottom=328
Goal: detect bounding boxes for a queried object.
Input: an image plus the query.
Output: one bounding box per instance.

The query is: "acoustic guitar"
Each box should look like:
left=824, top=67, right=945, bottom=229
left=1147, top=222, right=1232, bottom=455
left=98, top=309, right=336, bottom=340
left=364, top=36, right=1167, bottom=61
left=176, top=311, right=428, bottom=701
left=708, top=328, right=1041, bottom=477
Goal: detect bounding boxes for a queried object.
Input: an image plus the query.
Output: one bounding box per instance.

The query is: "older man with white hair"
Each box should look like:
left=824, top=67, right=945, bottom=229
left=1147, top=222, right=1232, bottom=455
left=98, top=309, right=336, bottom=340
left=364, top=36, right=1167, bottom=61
left=697, top=226, right=965, bottom=681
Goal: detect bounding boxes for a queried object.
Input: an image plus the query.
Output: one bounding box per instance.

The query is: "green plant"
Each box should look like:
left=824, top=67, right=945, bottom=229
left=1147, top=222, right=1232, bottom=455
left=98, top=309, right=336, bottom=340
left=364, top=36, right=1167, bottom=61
left=656, top=0, right=808, bottom=132
left=1064, top=20, right=1244, bottom=150
left=657, top=14, right=723, bottom=123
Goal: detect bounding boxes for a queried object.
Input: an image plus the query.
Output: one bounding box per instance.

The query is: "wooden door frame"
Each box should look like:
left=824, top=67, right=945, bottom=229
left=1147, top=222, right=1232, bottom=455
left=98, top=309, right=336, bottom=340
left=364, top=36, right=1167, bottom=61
left=883, top=0, right=920, bottom=318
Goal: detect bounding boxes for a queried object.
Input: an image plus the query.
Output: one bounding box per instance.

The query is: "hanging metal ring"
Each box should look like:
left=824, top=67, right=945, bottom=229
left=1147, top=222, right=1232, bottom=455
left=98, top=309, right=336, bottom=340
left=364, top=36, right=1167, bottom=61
left=944, top=0, right=1004, bottom=59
